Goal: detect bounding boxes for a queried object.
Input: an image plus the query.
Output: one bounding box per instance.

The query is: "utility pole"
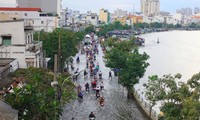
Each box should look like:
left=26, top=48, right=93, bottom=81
left=53, top=54, right=58, bottom=82
left=58, top=34, right=61, bottom=73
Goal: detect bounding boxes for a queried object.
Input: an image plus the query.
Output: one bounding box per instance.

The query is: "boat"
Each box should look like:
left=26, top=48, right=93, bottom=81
left=157, top=38, right=160, bottom=44
left=134, top=37, right=145, bottom=46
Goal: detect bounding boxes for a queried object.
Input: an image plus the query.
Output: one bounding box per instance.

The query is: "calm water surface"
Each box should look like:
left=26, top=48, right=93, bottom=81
left=135, top=30, right=200, bottom=112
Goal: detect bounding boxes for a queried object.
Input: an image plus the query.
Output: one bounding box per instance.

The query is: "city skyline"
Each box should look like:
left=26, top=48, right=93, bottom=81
left=0, top=0, right=200, bottom=14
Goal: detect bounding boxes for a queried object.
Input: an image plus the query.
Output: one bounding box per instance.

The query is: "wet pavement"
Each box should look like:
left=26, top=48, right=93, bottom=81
left=62, top=42, right=148, bottom=120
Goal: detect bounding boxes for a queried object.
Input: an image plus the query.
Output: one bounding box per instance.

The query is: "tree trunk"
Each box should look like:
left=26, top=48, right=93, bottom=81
left=127, top=90, right=134, bottom=99
left=149, top=106, right=153, bottom=120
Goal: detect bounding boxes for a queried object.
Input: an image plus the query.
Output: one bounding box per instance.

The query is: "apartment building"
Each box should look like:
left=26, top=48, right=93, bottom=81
left=0, top=7, right=59, bottom=32
left=99, top=9, right=110, bottom=24
left=0, top=19, right=44, bottom=68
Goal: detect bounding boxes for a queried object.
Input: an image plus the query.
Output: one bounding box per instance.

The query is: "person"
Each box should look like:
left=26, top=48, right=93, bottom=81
left=99, top=71, right=102, bottom=80
left=84, top=70, right=87, bottom=79
left=85, top=82, right=89, bottom=91
left=99, top=96, right=105, bottom=106
left=91, top=80, right=96, bottom=90
left=76, top=56, right=80, bottom=63
left=100, top=81, right=104, bottom=90
left=78, top=91, right=83, bottom=99
left=109, top=71, right=112, bottom=80
left=95, top=86, right=100, bottom=98
left=89, top=112, right=96, bottom=120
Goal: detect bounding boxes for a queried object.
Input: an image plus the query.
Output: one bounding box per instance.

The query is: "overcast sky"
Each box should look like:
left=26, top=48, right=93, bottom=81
left=0, top=0, right=200, bottom=14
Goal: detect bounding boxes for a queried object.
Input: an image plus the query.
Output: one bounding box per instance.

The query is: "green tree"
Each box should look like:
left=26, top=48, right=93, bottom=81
left=105, top=38, right=149, bottom=98
left=5, top=67, right=75, bottom=120
left=145, top=73, right=200, bottom=120
left=34, top=28, right=84, bottom=71
left=84, top=25, right=95, bottom=33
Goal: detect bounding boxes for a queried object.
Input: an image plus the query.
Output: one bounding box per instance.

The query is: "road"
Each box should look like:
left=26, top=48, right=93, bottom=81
left=62, top=41, right=148, bottom=120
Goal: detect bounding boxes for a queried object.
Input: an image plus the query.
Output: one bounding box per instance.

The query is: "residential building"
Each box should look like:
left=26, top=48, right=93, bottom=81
left=99, top=9, right=110, bottom=24
left=176, top=8, right=193, bottom=16
left=113, top=8, right=127, bottom=17
left=194, top=7, right=200, bottom=14
left=141, top=0, right=160, bottom=17
left=16, top=0, right=62, bottom=17
left=113, top=17, right=127, bottom=25
left=0, top=7, right=59, bottom=32
left=128, top=15, right=143, bottom=24
left=192, top=14, right=200, bottom=24
left=81, top=11, right=99, bottom=26
left=0, top=19, right=45, bottom=68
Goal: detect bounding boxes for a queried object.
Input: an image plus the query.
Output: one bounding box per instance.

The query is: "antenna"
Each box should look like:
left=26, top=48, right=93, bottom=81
left=132, top=0, right=135, bottom=30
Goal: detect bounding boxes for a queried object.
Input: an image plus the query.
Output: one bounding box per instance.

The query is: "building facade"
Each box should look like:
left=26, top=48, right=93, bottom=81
left=16, top=0, right=62, bottom=17
left=0, top=19, right=44, bottom=68
left=0, top=7, right=59, bottom=32
left=141, top=0, right=160, bottom=16
left=99, top=9, right=110, bottom=24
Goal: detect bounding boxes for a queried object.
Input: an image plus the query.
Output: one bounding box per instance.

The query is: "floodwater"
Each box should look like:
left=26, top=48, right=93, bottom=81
left=62, top=43, right=148, bottom=120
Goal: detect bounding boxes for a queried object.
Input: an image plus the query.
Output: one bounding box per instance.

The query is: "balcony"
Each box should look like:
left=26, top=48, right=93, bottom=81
left=26, top=41, right=42, bottom=55
left=24, top=20, right=33, bottom=30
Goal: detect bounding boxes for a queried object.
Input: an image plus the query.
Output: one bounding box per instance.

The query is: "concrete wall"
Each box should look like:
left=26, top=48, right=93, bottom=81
left=0, top=20, right=25, bottom=45
left=17, top=0, right=61, bottom=16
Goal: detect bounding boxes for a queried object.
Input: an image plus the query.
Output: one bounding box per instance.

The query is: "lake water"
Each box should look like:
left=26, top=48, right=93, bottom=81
left=135, top=30, right=200, bottom=113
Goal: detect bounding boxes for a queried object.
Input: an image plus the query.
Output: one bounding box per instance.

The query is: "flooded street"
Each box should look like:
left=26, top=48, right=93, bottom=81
left=62, top=42, right=148, bottom=120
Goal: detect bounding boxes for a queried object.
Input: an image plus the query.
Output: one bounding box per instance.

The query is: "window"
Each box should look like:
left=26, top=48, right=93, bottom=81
left=24, top=13, right=27, bottom=16
left=41, top=21, right=44, bottom=24
left=2, top=36, right=11, bottom=45
left=91, top=16, right=95, bottom=19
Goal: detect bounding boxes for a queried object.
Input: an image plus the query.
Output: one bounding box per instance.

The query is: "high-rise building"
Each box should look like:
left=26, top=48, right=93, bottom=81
left=16, top=0, right=62, bottom=17
left=113, top=8, right=127, bottom=17
left=194, top=7, right=200, bottom=14
left=140, top=0, right=160, bottom=16
left=176, top=8, right=192, bottom=16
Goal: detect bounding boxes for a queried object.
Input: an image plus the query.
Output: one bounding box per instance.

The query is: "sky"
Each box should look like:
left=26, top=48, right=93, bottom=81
left=0, top=0, right=200, bottom=14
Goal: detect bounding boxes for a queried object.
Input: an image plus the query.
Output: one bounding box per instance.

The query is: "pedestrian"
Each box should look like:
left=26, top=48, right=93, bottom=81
left=109, top=70, right=112, bottom=80
left=84, top=70, right=87, bottom=79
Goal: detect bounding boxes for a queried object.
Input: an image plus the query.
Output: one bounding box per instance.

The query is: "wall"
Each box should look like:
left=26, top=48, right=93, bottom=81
left=0, top=20, right=25, bottom=45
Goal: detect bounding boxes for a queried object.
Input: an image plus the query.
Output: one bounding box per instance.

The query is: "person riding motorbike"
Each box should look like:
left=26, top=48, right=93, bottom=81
left=91, top=80, right=96, bottom=90
left=78, top=91, right=83, bottom=99
left=76, top=56, right=80, bottom=63
left=95, top=86, right=100, bottom=98
left=99, top=96, right=105, bottom=106
left=89, top=112, right=96, bottom=120
left=99, top=71, right=102, bottom=80
left=85, top=82, right=89, bottom=91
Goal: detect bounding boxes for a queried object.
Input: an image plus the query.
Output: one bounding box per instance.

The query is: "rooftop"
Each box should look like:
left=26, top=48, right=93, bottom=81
left=0, top=100, right=18, bottom=120
left=0, top=7, right=41, bottom=12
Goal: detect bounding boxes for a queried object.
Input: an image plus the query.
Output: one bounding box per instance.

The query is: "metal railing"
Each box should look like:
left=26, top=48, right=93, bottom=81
left=133, top=88, right=158, bottom=120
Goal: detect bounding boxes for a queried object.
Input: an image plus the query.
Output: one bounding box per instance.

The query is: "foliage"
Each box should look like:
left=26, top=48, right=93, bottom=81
left=144, top=73, right=200, bottom=120
left=5, top=67, right=75, bottom=120
left=97, top=21, right=131, bottom=37
left=84, top=25, right=95, bottom=33
left=34, top=29, right=85, bottom=71
left=105, top=38, right=149, bottom=98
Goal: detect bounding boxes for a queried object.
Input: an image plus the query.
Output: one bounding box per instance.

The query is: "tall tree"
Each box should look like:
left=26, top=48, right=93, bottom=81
left=105, top=38, right=149, bottom=98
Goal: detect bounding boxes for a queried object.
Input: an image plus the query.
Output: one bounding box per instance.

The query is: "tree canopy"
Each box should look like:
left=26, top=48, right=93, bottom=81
left=34, top=29, right=85, bottom=71
left=144, top=73, right=200, bottom=120
left=104, top=38, right=149, bottom=98
left=5, top=67, right=75, bottom=120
